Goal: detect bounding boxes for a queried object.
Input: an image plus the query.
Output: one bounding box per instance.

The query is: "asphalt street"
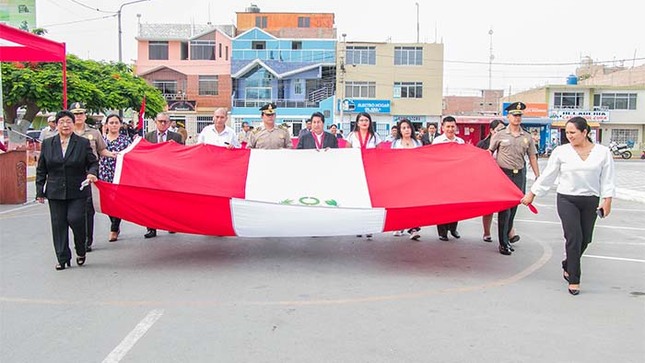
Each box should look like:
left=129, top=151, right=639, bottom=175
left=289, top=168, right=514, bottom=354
left=1, top=159, right=643, bottom=362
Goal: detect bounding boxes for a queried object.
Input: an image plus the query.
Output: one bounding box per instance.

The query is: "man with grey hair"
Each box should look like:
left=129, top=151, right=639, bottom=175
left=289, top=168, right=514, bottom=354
left=39, top=115, right=58, bottom=140
left=142, top=112, right=184, bottom=239
left=197, top=108, right=239, bottom=149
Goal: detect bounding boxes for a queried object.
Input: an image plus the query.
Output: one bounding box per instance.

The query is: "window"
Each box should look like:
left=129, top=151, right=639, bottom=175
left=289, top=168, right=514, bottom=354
left=219, top=43, right=222, bottom=58
left=345, top=81, right=376, bottom=98
left=245, top=66, right=274, bottom=101
left=292, top=41, right=302, bottom=50
left=394, top=82, right=423, bottom=98
left=298, top=17, right=310, bottom=28
left=180, top=42, right=188, bottom=60
left=294, top=79, right=303, bottom=95
left=190, top=40, right=216, bottom=60
left=553, top=92, right=583, bottom=108
left=346, top=46, right=376, bottom=65
left=394, top=47, right=423, bottom=65
left=199, top=75, right=218, bottom=96
left=149, top=41, right=168, bottom=60
left=593, top=93, right=637, bottom=110
left=252, top=41, right=266, bottom=50
left=610, top=128, right=638, bottom=144
left=196, top=116, right=212, bottom=134
left=152, top=80, right=177, bottom=97
left=255, top=16, right=267, bottom=28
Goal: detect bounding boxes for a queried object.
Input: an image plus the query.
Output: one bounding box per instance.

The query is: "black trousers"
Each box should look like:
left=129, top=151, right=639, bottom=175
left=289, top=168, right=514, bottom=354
left=497, top=167, right=526, bottom=248
left=48, top=198, right=87, bottom=264
left=437, top=222, right=458, bottom=237
left=109, top=216, right=122, bottom=232
left=85, top=194, right=94, bottom=246
left=557, top=193, right=599, bottom=285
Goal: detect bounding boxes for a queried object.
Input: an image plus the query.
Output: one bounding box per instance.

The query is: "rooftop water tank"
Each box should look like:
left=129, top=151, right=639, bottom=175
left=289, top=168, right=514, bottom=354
left=566, top=74, right=578, bottom=85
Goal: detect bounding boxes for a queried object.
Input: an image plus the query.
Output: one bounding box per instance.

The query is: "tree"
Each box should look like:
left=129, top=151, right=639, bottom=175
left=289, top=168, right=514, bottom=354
left=1, top=55, right=166, bottom=124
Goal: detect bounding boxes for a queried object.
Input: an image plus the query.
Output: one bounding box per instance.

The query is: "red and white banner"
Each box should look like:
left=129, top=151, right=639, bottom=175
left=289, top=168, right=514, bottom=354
left=93, top=139, right=524, bottom=237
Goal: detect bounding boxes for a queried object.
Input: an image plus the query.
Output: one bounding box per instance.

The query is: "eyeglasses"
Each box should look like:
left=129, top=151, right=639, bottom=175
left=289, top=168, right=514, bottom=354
left=156, top=120, right=171, bottom=124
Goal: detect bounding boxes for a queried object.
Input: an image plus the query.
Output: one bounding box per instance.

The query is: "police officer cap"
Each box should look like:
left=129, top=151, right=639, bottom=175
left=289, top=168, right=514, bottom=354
left=259, top=102, right=277, bottom=115
left=69, top=102, right=86, bottom=114
left=505, top=101, right=526, bottom=115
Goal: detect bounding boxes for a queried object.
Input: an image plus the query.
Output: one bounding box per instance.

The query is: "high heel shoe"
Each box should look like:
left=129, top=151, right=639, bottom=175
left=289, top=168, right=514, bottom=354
left=76, top=255, right=86, bottom=266
left=109, top=230, right=119, bottom=242
left=563, top=270, right=570, bottom=282
left=568, top=284, right=580, bottom=295
left=55, top=261, right=71, bottom=270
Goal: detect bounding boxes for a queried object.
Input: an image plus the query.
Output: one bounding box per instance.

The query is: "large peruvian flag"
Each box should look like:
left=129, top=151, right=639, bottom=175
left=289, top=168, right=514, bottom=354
left=93, top=140, right=524, bottom=237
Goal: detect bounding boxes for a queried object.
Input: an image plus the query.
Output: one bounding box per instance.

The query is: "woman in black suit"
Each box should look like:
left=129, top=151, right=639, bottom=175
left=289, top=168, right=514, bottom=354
left=36, top=110, right=99, bottom=270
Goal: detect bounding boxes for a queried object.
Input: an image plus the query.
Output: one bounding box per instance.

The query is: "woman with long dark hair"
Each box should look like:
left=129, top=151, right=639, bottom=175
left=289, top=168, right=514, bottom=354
left=522, top=117, right=615, bottom=295
left=346, top=112, right=381, bottom=149
left=391, top=119, right=422, bottom=240
left=99, top=114, right=132, bottom=242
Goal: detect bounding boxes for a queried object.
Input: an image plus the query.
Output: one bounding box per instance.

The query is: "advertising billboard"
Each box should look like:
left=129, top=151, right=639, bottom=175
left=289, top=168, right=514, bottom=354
left=0, top=0, right=36, bottom=31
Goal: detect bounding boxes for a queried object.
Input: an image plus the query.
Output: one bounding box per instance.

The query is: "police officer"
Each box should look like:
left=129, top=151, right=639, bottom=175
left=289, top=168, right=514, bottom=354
left=489, top=102, right=540, bottom=255
left=247, top=103, right=292, bottom=149
left=70, top=102, right=115, bottom=251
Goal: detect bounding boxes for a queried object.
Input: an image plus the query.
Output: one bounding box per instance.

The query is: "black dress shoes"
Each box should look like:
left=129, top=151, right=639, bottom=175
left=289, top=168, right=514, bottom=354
left=498, top=245, right=512, bottom=255
left=508, top=245, right=515, bottom=252
left=439, top=235, right=449, bottom=241
left=450, top=230, right=461, bottom=239
left=144, top=229, right=157, bottom=239
left=509, top=235, right=520, bottom=243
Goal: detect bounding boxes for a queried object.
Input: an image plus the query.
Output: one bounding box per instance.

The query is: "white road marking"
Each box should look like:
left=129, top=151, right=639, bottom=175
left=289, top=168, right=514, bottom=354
left=584, top=255, right=645, bottom=263
left=0, top=201, right=39, bottom=215
left=513, top=218, right=645, bottom=232
left=102, top=309, right=164, bottom=363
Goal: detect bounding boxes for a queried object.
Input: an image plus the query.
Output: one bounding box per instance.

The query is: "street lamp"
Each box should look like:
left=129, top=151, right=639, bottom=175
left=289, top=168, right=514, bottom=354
left=118, top=0, right=149, bottom=63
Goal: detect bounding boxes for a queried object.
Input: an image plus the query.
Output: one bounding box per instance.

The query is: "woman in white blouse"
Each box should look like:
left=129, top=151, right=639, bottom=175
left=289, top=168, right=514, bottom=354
left=391, top=119, right=422, bottom=240
left=346, top=112, right=382, bottom=149
left=521, top=117, right=615, bottom=296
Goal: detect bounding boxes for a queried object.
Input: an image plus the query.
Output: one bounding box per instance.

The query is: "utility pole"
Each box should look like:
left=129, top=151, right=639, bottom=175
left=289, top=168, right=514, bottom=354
left=339, top=33, right=347, bottom=130
left=488, top=28, right=494, bottom=90
left=415, top=3, right=420, bottom=43
left=118, top=0, right=149, bottom=63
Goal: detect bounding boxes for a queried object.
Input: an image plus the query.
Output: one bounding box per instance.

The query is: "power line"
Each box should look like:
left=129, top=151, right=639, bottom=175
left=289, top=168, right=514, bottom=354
left=41, top=14, right=117, bottom=28
left=68, top=0, right=115, bottom=14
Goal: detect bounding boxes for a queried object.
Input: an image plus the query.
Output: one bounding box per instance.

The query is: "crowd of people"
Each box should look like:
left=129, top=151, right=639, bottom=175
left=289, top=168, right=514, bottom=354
left=33, top=101, right=616, bottom=295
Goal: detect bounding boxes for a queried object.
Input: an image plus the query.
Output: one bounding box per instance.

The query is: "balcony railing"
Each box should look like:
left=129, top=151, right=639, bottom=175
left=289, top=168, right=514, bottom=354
left=233, top=99, right=320, bottom=109
left=231, top=49, right=336, bottom=63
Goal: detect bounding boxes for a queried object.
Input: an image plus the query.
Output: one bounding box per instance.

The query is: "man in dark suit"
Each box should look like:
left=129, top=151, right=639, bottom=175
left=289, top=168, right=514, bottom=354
left=296, top=112, right=339, bottom=150
left=143, top=112, right=184, bottom=238
left=36, top=110, right=99, bottom=270
left=421, top=122, right=440, bottom=145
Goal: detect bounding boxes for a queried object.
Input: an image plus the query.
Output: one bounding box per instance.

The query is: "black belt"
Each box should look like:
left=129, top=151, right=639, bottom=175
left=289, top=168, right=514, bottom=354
left=501, top=167, right=524, bottom=175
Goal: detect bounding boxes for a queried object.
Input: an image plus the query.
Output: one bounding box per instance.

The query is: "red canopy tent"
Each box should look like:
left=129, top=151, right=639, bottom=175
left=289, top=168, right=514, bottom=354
left=0, top=23, right=68, bottom=108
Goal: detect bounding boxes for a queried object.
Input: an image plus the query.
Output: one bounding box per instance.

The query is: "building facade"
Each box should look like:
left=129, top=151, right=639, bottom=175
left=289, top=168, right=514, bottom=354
left=230, top=9, right=337, bottom=136
left=505, top=85, right=645, bottom=150
left=135, top=23, right=234, bottom=141
left=336, top=40, right=444, bottom=136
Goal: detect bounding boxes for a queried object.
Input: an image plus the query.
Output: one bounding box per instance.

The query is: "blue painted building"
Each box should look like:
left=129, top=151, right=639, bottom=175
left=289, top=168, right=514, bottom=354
left=230, top=27, right=337, bottom=136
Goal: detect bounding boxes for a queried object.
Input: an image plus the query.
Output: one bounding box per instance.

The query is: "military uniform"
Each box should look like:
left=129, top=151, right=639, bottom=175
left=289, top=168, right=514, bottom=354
left=247, top=102, right=292, bottom=149
left=489, top=101, right=537, bottom=255
left=247, top=126, right=291, bottom=149
left=74, top=125, right=106, bottom=158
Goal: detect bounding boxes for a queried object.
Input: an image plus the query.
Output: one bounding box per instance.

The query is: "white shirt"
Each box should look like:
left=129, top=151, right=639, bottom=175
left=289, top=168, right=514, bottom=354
left=197, top=125, right=240, bottom=148
left=531, top=143, right=615, bottom=198
left=432, top=134, right=465, bottom=144
left=347, top=131, right=382, bottom=149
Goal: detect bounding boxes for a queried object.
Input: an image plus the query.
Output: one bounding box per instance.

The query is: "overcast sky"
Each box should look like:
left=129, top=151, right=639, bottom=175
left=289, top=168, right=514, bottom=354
left=36, top=0, right=645, bottom=95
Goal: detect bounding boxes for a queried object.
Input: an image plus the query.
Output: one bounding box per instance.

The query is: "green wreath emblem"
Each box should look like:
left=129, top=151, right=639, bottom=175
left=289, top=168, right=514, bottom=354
left=298, top=196, right=320, bottom=206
